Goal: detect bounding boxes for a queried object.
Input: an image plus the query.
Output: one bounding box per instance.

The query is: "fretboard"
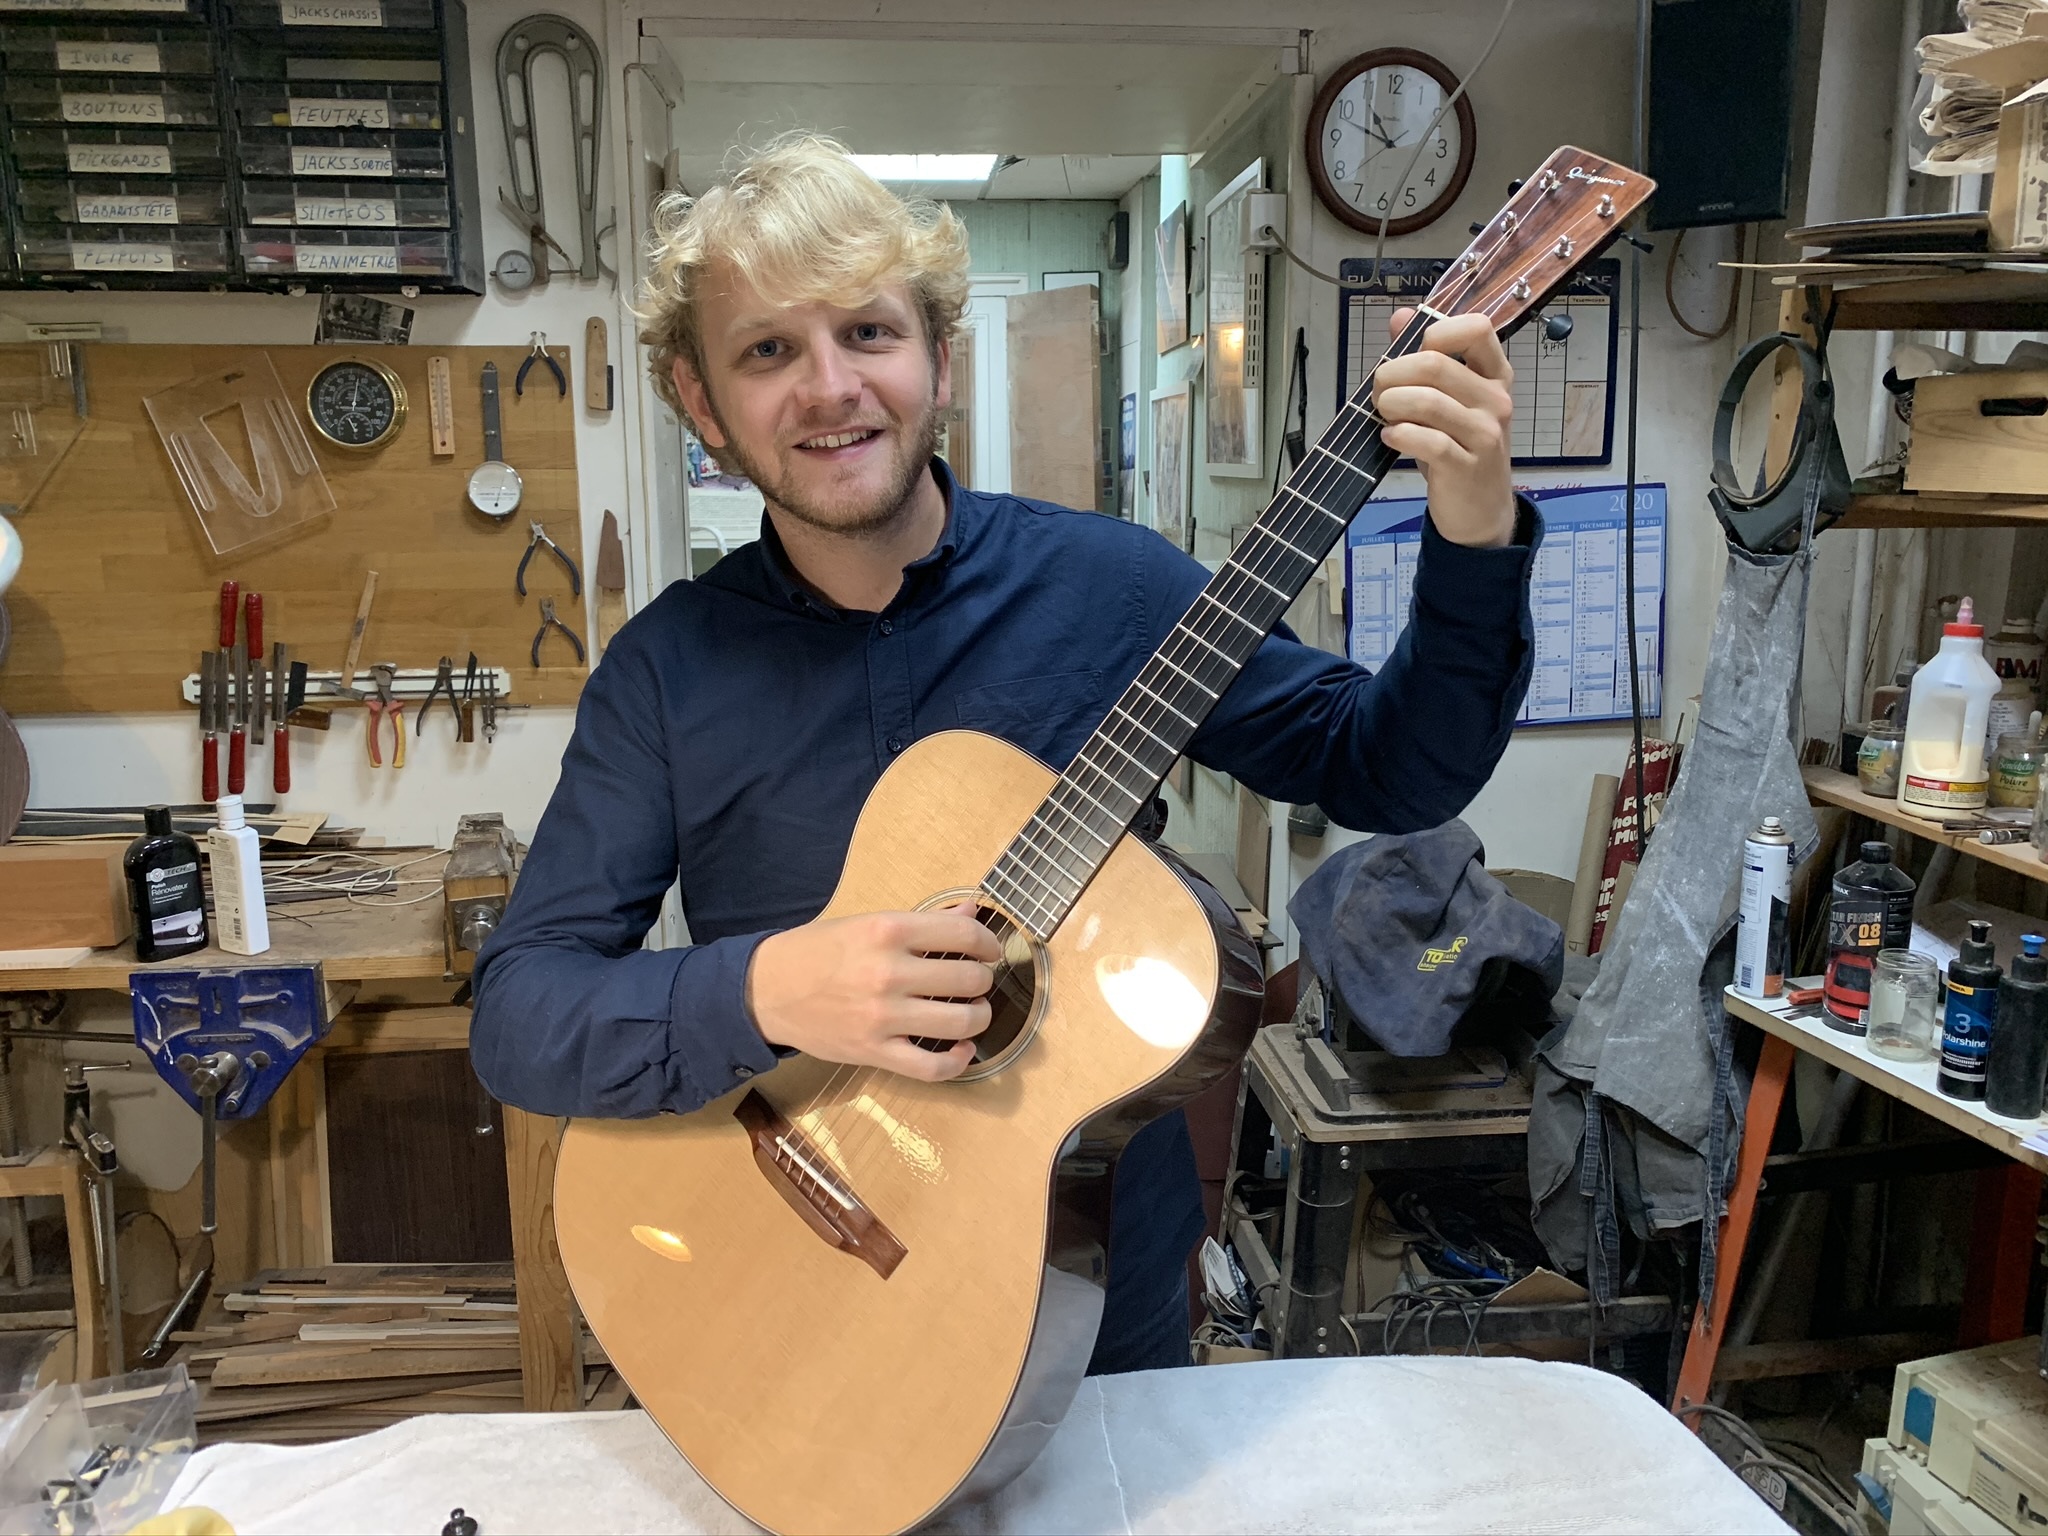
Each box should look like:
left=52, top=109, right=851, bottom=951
left=981, top=328, right=1421, bottom=942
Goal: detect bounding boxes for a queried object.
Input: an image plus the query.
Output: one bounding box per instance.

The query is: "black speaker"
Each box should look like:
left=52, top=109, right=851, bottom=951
left=1106, top=210, right=1130, bottom=271
left=1646, top=0, right=1801, bottom=230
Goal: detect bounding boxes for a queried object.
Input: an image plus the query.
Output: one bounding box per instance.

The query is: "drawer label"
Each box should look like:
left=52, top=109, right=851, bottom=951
left=67, top=143, right=174, bottom=173
left=293, top=194, right=395, bottom=226
left=69, top=239, right=173, bottom=271
left=75, top=193, right=179, bottom=223
left=294, top=244, right=398, bottom=275
left=56, top=40, right=162, bottom=70
left=288, top=97, right=390, bottom=130
left=61, top=92, right=166, bottom=124
left=280, top=0, right=383, bottom=23
left=290, top=145, right=393, bottom=176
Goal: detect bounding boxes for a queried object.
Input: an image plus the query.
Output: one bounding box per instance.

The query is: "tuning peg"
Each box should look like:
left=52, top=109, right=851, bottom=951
left=1469, top=222, right=1486, bottom=236
left=1544, top=313, right=1575, bottom=343
left=1508, top=179, right=1524, bottom=195
left=1621, top=233, right=1655, bottom=254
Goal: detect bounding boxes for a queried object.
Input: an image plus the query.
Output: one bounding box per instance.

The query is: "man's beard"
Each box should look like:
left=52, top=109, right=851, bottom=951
left=703, top=388, right=941, bottom=539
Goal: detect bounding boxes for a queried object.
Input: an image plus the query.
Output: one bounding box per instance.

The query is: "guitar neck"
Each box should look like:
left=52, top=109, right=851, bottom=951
left=981, top=326, right=1423, bottom=941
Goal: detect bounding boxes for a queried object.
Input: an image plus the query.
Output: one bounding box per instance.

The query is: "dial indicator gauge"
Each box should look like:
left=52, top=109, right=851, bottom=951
left=1306, top=48, right=1478, bottom=238
left=305, top=358, right=408, bottom=451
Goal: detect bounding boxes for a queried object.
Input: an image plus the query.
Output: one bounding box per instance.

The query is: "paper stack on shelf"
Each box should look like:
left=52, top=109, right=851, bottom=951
left=1918, top=0, right=2048, bottom=173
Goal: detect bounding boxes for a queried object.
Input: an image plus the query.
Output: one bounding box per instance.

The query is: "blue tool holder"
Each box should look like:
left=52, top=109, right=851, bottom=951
left=131, top=964, right=329, bottom=1120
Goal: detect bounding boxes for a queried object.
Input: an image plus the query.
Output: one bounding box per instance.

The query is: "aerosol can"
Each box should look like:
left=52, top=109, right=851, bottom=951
left=1735, top=817, right=1795, bottom=999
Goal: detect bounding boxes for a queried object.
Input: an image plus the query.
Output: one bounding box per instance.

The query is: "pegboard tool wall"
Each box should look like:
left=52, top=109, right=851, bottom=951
left=0, top=343, right=586, bottom=716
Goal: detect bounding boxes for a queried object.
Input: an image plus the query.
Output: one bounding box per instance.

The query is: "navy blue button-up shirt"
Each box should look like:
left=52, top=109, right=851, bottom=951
left=471, top=460, right=1538, bottom=1360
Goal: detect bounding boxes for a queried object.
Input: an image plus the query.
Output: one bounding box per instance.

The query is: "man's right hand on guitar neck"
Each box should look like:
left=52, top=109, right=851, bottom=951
left=745, top=903, right=1002, bottom=1081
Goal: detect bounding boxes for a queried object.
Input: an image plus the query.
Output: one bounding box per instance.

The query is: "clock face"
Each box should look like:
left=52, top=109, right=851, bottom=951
left=1308, top=49, right=1477, bottom=238
left=306, top=359, right=406, bottom=450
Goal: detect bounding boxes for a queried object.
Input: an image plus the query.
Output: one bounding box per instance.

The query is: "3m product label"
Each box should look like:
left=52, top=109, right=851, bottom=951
left=294, top=244, right=397, bottom=275
left=69, top=240, right=172, bottom=271
left=56, top=40, right=161, bottom=70
left=290, top=145, right=393, bottom=177
left=293, top=194, right=394, bottom=226
left=280, top=0, right=383, bottom=23
left=61, top=92, right=166, bottom=124
left=75, top=193, right=177, bottom=223
left=67, top=143, right=173, bottom=173
left=288, top=97, right=390, bottom=129
left=1941, top=981, right=1998, bottom=1090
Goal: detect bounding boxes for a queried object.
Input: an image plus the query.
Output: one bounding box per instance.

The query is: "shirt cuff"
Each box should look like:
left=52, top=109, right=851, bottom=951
left=1414, top=494, right=1544, bottom=627
left=665, top=929, right=783, bottom=1103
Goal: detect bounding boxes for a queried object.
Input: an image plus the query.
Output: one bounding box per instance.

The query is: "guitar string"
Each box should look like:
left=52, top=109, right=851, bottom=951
left=826, top=241, right=1554, bottom=1170
left=819, top=194, right=1596, bottom=1172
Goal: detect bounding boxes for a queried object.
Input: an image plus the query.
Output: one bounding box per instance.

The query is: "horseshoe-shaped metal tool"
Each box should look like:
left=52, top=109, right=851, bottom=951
left=496, top=13, right=603, bottom=283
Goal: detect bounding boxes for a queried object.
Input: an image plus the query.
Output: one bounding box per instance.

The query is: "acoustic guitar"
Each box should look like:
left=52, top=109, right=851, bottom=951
left=553, top=146, right=1653, bottom=1535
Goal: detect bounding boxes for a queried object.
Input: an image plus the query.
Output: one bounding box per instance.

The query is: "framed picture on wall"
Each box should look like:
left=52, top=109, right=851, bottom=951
left=1118, top=392, right=1136, bottom=519
left=1151, top=383, right=1191, bottom=553
left=1204, top=159, right=1265, bottom=478
left=1155, top=202, right=1189, bottom=355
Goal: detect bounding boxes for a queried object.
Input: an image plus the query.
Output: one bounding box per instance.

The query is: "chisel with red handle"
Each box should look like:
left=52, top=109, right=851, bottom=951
left=271, top=644, right=294, bottom=794
left=226, top=642, right=247, bottom=795
left=200, top=651, right=220, bottom=802
left=218, top=580, right=239, bottom=648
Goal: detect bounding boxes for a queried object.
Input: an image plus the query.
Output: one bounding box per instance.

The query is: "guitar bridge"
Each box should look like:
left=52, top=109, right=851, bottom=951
left=734, top=1089, right=907, bottom=1280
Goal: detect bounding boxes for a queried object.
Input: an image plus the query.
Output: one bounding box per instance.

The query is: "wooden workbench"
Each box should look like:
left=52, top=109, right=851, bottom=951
left=0, top=856, right=579, bottom=1411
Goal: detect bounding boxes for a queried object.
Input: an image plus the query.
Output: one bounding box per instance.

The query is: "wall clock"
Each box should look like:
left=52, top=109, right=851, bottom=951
left=1306, top=48, right=1478, bottom=238
left=305, top=357, right=407, bottom=451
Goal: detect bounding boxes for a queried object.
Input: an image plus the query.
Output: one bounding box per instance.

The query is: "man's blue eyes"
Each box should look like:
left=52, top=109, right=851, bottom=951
left=747, top=326, right=888, bottom=359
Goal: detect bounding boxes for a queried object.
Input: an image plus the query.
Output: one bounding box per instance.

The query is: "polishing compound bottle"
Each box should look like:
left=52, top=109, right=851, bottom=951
left=1902, top=598, right=2000, bottom=812
left=1940, top=920, right=2002, bottom=1101
left=1823, top=841, right=1916, bottom=1033
left=1987, top=934, right=2048, bottom=1118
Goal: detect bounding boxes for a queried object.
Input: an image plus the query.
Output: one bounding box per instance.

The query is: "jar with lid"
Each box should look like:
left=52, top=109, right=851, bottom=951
left=1993, top=733, right=2047, bottom=808
left=1857, top=719, right=1904, bottom=798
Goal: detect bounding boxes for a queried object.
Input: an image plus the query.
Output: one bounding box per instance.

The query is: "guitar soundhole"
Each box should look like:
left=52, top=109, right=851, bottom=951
left=912, top=898, right=1046, bottom=1081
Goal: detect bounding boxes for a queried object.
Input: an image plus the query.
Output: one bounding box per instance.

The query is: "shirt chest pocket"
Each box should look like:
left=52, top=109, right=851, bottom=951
left=953, top=669, right=1107, bottom=748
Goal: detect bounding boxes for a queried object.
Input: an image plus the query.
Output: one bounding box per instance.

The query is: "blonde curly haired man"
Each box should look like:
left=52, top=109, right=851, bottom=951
left=474, top=133, right=1541, bottom=1375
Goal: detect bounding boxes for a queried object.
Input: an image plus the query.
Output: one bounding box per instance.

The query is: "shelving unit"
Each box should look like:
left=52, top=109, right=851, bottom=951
left=1841, top=493, right=2048, bottom=529
left=1802, top=766, right=2048, bottom=885
left=1793, top=268, right=2048, bottom=332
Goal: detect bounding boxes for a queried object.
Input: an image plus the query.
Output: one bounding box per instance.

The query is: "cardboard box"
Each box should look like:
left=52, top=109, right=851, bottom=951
left=1948, top=16, right=2048, bottom=251
left=0, top=842, right=131, bottom=949
left=1970, top=1409, right=2048, bottom=1534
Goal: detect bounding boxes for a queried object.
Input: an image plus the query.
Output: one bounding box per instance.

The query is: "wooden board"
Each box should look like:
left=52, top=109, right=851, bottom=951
left=1007, top=285, right=1102, bottom=511
left=0, top=343, right=589, bottom=715
left=1803, top=766, right=2048, bottom=887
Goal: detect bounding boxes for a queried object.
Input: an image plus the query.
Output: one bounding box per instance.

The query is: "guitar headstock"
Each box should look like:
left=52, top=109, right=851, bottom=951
left=1423, top=146, right=1654, bottom=335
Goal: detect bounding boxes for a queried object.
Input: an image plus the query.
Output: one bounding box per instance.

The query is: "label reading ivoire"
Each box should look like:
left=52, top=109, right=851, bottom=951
left=61, top=92, right=166, bottom=124
left=69, top=240, right=172, bottom=272
left=294, top=244, right=397, bottom=275
left=75, top=193, right=177, bottom=223
left=293, top=194, right=394, bottom=226
left=280, top=0, right=383, bottom=23
left=290, top=145, right=393, bottom=177
left=288, top=98, right=390, bottom=129
left=55, top=40, right=161, bottom=71
left=67, top=143, right=173, bottom=174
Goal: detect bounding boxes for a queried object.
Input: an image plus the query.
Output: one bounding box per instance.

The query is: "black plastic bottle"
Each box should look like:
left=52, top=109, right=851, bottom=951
left=1988, top=934, right=2048, bottom=1118
left=1823, top=842, right=1916, bottom=1033
left=1940, top=919, right=2002, bottom=1101
left=125, top=805, right=208, bottom=961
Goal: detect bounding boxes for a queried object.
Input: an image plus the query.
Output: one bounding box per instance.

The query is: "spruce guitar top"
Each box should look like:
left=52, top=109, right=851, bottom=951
left=552, top=145, right=1654, bottom=1536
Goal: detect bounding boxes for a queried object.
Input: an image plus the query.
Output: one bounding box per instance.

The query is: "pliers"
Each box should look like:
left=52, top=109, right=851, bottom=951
left=532, top=596, right=586, bottom=667
left=516, top=331, right=567, bottom=398
left=416, top=654, right=459, bottom=737
left=365, top=663, right=406, bottom=768
left=515, top=519, right=582, bottom=597
left=457, top=652, right=479, bottom=744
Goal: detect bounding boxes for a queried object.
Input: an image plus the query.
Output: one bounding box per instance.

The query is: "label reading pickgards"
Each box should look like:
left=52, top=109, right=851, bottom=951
left=142, top=859, right=204, bottom=942
left=1942, top=981, right=1998, bottom=1091
left=68, top=143, right=173, bottom=174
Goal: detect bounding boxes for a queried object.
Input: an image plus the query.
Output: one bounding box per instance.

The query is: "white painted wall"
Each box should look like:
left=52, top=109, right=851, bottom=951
left=6, top=0, right=650, bottom=849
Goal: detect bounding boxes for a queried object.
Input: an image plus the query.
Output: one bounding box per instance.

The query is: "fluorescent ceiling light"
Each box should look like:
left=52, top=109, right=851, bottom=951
left=852, top=154, right=1000, bottom=183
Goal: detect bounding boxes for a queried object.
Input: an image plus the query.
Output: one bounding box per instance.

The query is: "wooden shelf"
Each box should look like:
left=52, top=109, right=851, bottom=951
left=1807, top=269, right=2048, bottom=332
left=1727, top=987, right=2048, bottom=1174
left=1803, top=766, right=2048, bottom=885
left=1842, top=493, right=2048, bottom=529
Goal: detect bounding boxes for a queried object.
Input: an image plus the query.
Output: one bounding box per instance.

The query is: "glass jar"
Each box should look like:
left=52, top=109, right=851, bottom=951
left=1857, top=719, right=1904, bottom=798
left=1868, top=950, right=1940, bottom=1062
left=1992, top=734, right=2048, bottom=808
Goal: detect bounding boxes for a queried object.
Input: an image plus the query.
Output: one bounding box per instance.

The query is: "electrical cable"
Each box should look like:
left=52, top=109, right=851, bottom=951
left=1624, top=0, right=1650, bottom=860
left=1679, top=1402, right=1859, bottom=1529
left=1665, top=226, right=1748, bottom=342
left=1363, top=0, right=1522, bottom=285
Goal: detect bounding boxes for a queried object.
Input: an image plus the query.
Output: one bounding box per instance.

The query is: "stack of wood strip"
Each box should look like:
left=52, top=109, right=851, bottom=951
left=173, top=1263, right=625, bottom=1444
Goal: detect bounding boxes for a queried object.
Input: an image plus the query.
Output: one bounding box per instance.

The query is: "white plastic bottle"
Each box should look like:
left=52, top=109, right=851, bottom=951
left=206, top=794, right=271, bottom=955
left=1902, top=597, right=2001, bottom=812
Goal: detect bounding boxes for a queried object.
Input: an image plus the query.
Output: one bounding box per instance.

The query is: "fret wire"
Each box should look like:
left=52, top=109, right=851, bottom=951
left=1312, top=440, right=1373, bottom=478
left=982, top=867, right=1056, bottom=935
left=1029, top=804, right=1112, bottom=858
left=1132, top=679, right=1201, bottom=730
left=1085, top=726, right=1158, bottom=777
left=1136, top=664, right=1215, bottom=719
left=1247, top=522, right=1319, bottom=564
left=1178, top=623, right=1240, bottom=668
left=1151, top=648, right=1226, bottom=699
left=995, top=837, right=1077, bottom=905
left=1055, top=748, right=1148, bottom=822
left=1008, top=821, right=1087, bottom=891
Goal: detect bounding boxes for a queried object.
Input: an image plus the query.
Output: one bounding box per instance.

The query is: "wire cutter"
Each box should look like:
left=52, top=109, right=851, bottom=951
left=532, top=596, right=586, bottom=667
left=416, top=655, right=460, bottom=737
left=515, top=520, right=582, bottom=597
left=365, top=663, right=406, bottom=768
left=516, top=332, right=567, bottom=399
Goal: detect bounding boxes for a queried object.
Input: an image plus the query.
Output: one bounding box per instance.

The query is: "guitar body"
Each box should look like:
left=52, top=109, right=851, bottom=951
left=554, top=729, right=1264, bottom=1535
